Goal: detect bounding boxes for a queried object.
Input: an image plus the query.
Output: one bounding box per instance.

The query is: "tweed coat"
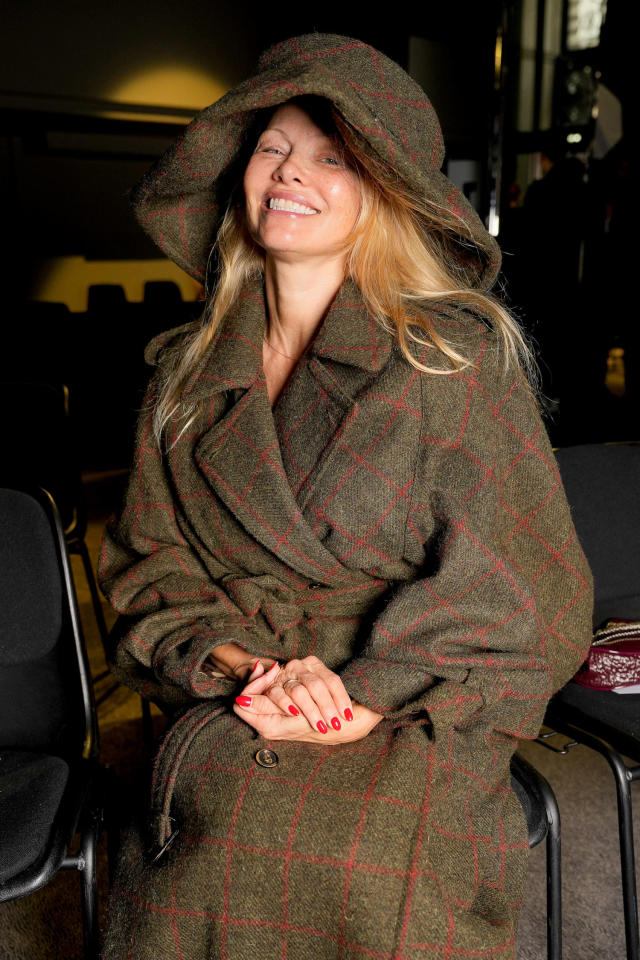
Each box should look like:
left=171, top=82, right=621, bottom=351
left=98, top=275, right=593, bottom=959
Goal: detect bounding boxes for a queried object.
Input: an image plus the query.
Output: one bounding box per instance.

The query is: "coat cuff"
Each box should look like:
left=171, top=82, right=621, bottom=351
left=339, top=656, right=445, bottom=722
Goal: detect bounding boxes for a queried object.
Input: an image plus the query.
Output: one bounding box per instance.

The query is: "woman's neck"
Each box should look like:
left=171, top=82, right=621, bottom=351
left=263, top=255, right=347, bottom=358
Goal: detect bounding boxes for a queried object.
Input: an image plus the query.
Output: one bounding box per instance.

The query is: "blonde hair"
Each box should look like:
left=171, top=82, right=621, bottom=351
left=152, top=97, right=536, bottom=447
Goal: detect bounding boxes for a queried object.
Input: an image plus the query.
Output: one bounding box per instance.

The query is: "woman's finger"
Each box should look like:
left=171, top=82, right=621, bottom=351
left=321, top=671, right=354, bottom=722
left=281, top=677, right=338, bottom=734
left=297, top=656, right=354, bottom=723
left=240, top=661, right=280, bottom=695
left=233, top=698, right=311, bottom=740
left=233, top=690, right=294, bottom=722
left=248, top=659, right=265, bottom=680
left=266, top=681, right=306, bottom=720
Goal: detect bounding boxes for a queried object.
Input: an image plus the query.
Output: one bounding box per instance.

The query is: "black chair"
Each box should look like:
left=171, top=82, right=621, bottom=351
left=0, top=379, right=154, bottom=743
left=511, top=752, right=562, bottom=960
left=0, top=483, right=105, bottom=958
left=1, top=381, right=106, bottom=643
left=540, top=442, right=640, bottom=960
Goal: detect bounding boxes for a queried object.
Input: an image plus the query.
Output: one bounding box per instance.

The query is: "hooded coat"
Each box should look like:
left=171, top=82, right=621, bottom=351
left=98, top=35, right=593, bottom=960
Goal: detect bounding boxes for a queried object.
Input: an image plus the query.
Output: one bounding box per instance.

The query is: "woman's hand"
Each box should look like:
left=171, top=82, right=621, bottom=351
left=232, top=655, right=383, bottom=743
left=205, top=642, right=276, bottom=682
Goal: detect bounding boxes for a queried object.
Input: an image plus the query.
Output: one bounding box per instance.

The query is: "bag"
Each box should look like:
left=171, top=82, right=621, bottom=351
left=574, top=620, right=640, bottom=693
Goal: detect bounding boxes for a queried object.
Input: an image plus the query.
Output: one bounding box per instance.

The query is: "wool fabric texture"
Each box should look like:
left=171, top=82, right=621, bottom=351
left=99, top=279, right=593, bottom=959
left=130, top=33, right=501, bottom=290
left=98, top=32, right=593, bottom=960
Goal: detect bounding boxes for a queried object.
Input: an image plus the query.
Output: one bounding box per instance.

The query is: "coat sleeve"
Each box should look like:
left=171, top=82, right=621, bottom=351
left=339, top=329, right=594, bottom=788
left=98, top=343, right=269, bottom=712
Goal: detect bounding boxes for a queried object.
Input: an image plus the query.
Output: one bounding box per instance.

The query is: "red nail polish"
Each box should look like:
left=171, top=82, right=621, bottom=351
left=288, top=705, right=300, bottom=716
left=267, top=662, right=279, bottom=672
left=250, top=661, right=262, bottom=676
left=344, top=708, right=354, bottom=722
left=317, top=720, right=328, bottom=734
left=331, top=716, right=341, bottom=730
left=235, top=695, right=252, bottom=707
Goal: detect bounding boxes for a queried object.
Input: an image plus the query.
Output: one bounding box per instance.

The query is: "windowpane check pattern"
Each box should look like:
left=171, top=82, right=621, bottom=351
left=99, top=278, right=593, bottom=959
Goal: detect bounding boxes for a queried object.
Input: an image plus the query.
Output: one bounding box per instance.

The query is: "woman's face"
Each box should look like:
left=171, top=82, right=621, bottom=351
left=243, top=102, right=361, bottom=264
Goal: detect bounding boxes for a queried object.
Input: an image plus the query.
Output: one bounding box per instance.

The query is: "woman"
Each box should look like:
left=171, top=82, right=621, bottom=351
left=99, top=34, right=593, bottom=959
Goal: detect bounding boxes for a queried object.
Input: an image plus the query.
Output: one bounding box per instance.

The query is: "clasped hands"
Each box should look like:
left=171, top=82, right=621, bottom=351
left=231, top=654, right=383, bottom=744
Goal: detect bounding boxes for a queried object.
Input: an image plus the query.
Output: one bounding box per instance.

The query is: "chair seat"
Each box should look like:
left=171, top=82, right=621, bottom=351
left=547, top=681, right=640, bottom=759
left=0, top=751, right=69, bottom=884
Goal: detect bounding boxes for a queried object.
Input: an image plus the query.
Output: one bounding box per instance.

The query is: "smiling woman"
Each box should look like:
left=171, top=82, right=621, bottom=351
left=243, top=99, right=361, bottom=261
left=98, top=33, right=593, bottom=960
left=242, top=98, right=363, bottom=404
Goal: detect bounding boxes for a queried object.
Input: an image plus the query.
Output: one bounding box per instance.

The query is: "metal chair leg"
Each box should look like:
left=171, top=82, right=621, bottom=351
left=609, top=753, right=640, bottom=960
left=69, top=536, right=110, bottom=648
left=544, top=784, right=562, bottom=960
left=544, top=720, right=640, bottom=960
left=80, top=807, right=101, bottom=960
left=511, top=752, right=563, bottom=960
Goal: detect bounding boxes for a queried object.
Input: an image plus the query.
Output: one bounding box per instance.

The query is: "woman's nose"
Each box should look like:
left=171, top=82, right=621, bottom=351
left=274, top=153, right=305, bottom=183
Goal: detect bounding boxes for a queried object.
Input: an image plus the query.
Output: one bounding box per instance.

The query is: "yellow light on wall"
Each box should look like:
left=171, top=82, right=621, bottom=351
left=32, top=257, right=202, bottom=312
left=106, top=65, right=226, bottom=122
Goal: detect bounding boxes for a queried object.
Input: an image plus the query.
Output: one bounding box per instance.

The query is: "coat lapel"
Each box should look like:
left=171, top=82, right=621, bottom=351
left=192, top=276, right=394, bottom=583
left=274, top=280, right=394, bottom=512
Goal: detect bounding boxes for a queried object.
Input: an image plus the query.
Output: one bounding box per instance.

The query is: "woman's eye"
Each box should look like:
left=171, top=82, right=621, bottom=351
left=321, top=156, right=340, bottom=166
left=262, top=147, right=284, bottom=155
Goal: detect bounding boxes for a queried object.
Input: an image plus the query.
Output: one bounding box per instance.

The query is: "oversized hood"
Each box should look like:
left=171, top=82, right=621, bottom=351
left=131, top=33, right=501, bottom=290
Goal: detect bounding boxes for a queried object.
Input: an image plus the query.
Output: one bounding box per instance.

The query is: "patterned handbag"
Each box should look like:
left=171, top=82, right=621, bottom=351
left=574, top=620, right=640, bottom=692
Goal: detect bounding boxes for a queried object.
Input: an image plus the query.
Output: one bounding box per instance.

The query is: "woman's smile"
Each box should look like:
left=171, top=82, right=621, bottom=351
left=243, top=102, right=360, bottom=262
left=263, top=193, right=320, bottom=215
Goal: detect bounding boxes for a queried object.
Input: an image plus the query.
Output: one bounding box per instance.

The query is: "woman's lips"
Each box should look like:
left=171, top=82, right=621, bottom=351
left=264, top=196, right=319, bottom=215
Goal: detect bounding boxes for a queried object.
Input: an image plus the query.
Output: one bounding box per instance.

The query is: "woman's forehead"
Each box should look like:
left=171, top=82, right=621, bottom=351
left=264, top=103, right=326, bottom=134
left=260, top=98, right=340, bottom=141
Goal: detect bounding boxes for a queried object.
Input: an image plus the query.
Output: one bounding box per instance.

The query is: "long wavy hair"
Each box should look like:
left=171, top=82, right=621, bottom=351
left=152, top=95, right=536, bottom=447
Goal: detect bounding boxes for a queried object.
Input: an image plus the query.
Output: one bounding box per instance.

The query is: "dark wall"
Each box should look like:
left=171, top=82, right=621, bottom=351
left=2, top=0, right=263, bottom=102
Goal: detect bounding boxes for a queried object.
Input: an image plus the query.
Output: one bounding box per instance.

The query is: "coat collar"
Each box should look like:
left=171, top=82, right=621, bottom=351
left=188, top=276, right=395, bottom=584
left=184, top=275, right=394, bottom=400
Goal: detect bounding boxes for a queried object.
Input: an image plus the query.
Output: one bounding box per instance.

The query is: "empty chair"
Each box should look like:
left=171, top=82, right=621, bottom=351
left=0, top=482, right=106, bottom=957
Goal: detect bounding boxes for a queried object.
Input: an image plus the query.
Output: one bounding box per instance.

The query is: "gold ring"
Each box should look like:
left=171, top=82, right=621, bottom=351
left=282, top=678, right=300, bottom=691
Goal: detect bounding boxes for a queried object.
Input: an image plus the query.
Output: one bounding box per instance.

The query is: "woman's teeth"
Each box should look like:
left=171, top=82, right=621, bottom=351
left=268, top=198, right=318, bottom=214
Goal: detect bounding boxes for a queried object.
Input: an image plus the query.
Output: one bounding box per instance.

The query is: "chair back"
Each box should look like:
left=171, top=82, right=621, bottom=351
left=1, top=382, right=84, bottom=537
left=0, top=485, right=96, bottom=760
left=555, top=442, right=640, bottom=627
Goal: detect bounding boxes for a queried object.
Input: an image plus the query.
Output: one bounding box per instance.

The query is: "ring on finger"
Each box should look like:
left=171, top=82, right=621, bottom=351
left=274, top=678, right=301, bottom=717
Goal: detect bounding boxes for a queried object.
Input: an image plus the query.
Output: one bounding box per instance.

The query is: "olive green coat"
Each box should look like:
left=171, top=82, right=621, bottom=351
left=98, top=277, right=593, bottom=959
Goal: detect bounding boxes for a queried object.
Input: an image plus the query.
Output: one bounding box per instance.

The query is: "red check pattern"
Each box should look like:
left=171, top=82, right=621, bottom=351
left=130, top=32, right=501, bottom=291
left=99, top=279, right=593, bottom=959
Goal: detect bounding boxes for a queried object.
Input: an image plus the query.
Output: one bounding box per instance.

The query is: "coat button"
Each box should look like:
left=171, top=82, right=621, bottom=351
left=255, top=748, right=278, bottom=767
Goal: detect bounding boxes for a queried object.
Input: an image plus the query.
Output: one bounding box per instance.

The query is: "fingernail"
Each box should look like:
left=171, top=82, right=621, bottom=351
left=250, top=661, right=262, bottom=676
left=330, top=716, right=341, bottom=730
left=288, top=705, right=300, bottom=716
left=316, top=720, right=328, bottom=734
left=344, top=708, right=354, bottom=722
left=235, top=695, right=252, bottom=707
left=267, top=662, right=279, bottom=672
